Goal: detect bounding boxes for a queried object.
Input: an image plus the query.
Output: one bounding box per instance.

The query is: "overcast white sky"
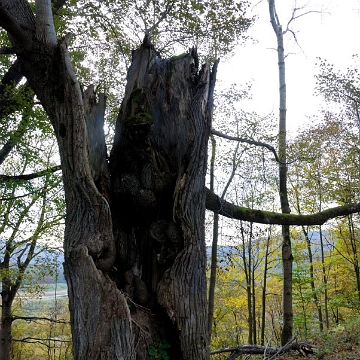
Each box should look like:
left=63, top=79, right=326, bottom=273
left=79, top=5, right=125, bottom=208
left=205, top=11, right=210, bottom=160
left=217, top=0, right=360, bottom=135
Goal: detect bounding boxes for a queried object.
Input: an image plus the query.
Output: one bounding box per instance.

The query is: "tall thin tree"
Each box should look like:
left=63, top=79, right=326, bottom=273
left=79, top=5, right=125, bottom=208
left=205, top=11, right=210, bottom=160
left=268, top=0, right=293, bottom=345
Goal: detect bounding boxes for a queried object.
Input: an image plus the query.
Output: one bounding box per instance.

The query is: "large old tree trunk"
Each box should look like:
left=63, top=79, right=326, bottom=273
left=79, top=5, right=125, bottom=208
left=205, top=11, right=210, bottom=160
left=3, top=1, right=217, bottom=357
left=41, top=39, right=216, bottom=359
left=109, top=38, right=217, bottom=359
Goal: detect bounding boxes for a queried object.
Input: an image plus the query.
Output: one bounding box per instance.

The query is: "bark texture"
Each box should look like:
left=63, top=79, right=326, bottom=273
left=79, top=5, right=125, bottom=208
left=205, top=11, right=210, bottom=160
left=23, top=37, right=135, bottom=359
left=110, top=37, right=218, bottom=359
left=3, top=0, right=217, bottom=356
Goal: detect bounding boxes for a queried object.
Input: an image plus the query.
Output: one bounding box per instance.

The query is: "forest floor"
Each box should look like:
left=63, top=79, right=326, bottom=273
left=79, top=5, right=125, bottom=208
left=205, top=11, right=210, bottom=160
left=278, top=320, right=360, bottom=360
left=211, top=319, right=360, bottom=359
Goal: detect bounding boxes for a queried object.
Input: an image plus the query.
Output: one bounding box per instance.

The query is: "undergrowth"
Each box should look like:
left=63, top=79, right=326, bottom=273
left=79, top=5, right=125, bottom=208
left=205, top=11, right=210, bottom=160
left=280, top=317, right=360, bottom=359
left=211, top=317, right=360, bottom=359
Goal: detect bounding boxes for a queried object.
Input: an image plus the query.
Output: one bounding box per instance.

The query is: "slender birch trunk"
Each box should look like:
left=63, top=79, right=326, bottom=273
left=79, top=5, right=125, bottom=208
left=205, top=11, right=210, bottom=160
left=268, top=0, right=293, bottom=345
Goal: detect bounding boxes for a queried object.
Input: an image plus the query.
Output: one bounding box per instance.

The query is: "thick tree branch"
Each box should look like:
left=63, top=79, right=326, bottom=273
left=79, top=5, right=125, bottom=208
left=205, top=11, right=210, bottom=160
left=0, top=59, right=23, bottom=93
left=205, top=187, right=360, bottom=226
left=0, top=0, right=35, bottom=48
left=0, top=190, right=42, bottom=201
left=0, top=100, right=34, bottom=166
left=268, top=0, right=280, bottom=34
left=35, top=0, right=57, bottom=46
left=0, top=47, right=16, bottom=54
left=0, top=62, right=35, bottom=165
left=0, top=165, right=61, bottom=182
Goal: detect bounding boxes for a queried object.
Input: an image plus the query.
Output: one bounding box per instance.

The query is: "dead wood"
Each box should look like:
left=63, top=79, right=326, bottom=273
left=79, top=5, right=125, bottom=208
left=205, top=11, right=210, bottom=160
left=210, top=338, right=317, bottom=359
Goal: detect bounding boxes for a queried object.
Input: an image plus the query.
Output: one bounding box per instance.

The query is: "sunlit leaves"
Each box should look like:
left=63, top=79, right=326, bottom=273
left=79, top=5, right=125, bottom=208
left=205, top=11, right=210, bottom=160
left=208, top=229, right=283, bottom=348
left=61, top=0, right=253, bottom=88
left=288, top=114, right=360, bottom=214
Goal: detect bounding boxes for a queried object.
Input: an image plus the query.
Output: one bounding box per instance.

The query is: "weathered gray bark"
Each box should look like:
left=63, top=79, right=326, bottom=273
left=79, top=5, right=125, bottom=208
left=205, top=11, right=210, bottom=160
left=110, top=37, right=218, bottom=359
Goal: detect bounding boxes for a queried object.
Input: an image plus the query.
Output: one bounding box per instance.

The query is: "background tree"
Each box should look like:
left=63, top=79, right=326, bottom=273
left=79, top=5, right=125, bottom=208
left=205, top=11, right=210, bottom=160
left=286, top=106, right=360, bottom=335
left=205, top=92, right=280, bottom=348
left=268, top=0, right=293, bottom=345
left=207, top=84, right=267, bottom=342
left=316, top=57, right=360, bottom=308
left=11, top=288, right=72, bottom=360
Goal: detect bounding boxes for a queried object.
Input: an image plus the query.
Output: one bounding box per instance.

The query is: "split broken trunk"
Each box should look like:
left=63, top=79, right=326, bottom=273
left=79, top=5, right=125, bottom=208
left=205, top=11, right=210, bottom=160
left=58, top=38, right=218, bottom=359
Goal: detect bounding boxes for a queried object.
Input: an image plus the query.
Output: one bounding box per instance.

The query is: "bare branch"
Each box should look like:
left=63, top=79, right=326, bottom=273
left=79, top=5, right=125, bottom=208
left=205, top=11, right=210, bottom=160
left=146, top=10, right=170, bottom=38
left=283, top=4, right=324, bottom=53
left=13, top=337, right=72, bottom=343
left=12, top=315, right=69, bottom=324
left=267, top=333, right=298, bottom=360
left=211, top=128, right=284, bottom=164
left=210, top=337, right=316, bottom=359
left=284, top=3, right=324, bottom=34
left=0, top=190, right=41, bottom=201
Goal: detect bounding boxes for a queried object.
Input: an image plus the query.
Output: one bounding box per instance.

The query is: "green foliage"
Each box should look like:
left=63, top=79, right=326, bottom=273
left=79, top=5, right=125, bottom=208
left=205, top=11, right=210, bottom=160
left=12, top=296, right=72, bottom=360
left=310, top=317, right=360, bottom=359
left=316, top=56, right=360, bottom=107
left=55, top=0, right=254, bottom=141
left=148, top=337, right=171, bottom=360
